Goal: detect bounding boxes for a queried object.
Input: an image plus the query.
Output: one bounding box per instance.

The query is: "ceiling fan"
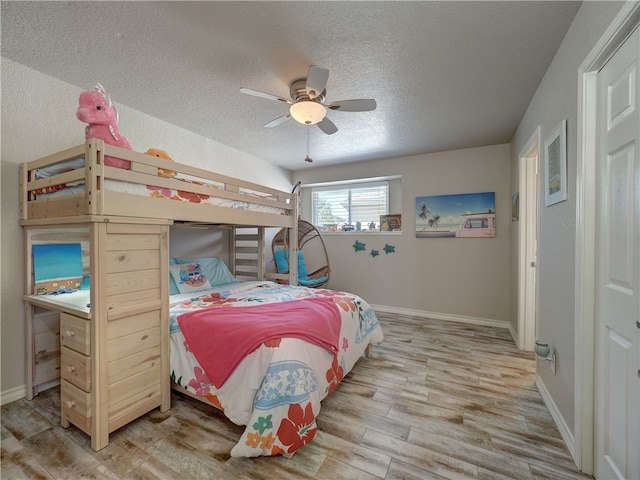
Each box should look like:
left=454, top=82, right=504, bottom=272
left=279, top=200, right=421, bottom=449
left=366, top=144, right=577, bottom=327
left=240, top=65, right=376, bottom=135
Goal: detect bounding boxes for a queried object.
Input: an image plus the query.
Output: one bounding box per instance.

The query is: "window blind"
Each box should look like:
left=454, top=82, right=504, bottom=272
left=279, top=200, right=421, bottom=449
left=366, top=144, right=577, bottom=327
left=311, top=181, right=388, bottom=231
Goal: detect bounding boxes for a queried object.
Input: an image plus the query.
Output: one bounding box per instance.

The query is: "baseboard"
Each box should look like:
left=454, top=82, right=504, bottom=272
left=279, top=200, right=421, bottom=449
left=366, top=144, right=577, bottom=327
left=370, top=304, right=510, bottom=330
left=507, top=323, right=519, bottom=346
left=2, top=379, right=61, bottom=406
left=536, top=376, right=577, bottom=463
left=1, top=385, right=25, bottom=406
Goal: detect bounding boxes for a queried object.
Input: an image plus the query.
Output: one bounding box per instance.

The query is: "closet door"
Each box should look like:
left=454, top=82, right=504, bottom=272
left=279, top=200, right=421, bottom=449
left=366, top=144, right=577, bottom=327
left=595, top=25, right=640, bottom=480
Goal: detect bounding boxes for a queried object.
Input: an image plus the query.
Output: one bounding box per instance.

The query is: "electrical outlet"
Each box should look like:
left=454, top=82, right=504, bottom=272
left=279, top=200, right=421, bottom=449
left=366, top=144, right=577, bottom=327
left=550, top=349, right=557, bottom=374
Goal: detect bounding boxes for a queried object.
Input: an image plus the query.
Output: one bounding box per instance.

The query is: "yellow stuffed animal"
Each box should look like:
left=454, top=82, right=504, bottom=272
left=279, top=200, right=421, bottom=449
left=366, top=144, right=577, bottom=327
left=145, top=148, right=177, bottom=178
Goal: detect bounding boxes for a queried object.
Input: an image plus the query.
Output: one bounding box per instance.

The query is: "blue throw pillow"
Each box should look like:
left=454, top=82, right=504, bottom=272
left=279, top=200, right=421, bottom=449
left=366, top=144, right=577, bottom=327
left=274, top=250, right=311, bottom=281
left=274, top=250, right=290, bottom=274
left=296, top=250, right=310, bottom=280
left=169, top=271, right=180, bottom=295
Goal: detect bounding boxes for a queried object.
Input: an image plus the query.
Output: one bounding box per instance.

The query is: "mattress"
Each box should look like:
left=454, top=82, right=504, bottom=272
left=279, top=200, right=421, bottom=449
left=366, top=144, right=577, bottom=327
left=33, top=157, right=288, bottom=215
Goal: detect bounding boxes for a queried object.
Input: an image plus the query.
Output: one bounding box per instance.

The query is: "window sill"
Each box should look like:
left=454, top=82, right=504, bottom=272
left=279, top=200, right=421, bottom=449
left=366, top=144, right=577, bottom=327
left=319, top=231, right=403, bottom=236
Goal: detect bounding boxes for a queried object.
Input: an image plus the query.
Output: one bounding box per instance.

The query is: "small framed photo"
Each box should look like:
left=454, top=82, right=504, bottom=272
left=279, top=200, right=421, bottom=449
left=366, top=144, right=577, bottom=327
left=544, top=119, right=567, bottom=206
left=511, top=192, right=519, bottom=222
left=380, top=214, right=402, bottom=232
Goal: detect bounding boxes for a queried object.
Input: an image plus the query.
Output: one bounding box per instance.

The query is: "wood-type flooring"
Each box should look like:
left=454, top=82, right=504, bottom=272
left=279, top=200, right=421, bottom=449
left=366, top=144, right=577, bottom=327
left=1, top=311, right=593, bottom=479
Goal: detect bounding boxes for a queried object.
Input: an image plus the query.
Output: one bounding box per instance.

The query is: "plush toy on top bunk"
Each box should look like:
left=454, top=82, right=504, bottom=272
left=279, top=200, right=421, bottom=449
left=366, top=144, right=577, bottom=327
left=76, top=83, right=132, bottom=169
left=145, top=148, right=177, bottom=178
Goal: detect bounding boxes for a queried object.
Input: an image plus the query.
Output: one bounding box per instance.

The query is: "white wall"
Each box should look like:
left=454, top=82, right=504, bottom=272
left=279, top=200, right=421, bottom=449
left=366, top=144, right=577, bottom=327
left=509, top=1, right=625, bottom=439
left=292, top=143, right=511, bottom=324
left=0, top=58, right=292, bottom=399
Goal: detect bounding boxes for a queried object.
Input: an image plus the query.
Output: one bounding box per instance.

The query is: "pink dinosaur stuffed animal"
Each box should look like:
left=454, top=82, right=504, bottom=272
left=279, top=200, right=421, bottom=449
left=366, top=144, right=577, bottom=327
left=76, top=83, right=132, bottom=169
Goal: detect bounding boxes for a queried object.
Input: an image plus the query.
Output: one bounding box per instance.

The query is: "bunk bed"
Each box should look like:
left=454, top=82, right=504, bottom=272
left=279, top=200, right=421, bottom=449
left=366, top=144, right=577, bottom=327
left=20, top=139, right=384, bottom=457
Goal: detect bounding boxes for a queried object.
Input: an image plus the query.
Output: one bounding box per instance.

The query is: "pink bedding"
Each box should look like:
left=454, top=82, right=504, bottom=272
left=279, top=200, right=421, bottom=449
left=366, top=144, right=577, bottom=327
left=177, top=297, right=341, bottom=388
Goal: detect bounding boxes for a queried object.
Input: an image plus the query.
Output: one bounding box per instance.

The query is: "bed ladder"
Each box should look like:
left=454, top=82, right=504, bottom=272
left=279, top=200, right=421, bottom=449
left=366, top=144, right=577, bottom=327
left=230, top=227, right=265, bottom=281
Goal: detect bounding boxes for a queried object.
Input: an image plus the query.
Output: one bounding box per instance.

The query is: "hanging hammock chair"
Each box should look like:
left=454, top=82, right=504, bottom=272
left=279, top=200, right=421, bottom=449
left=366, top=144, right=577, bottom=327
left=271, top=219, right=330, bottom=288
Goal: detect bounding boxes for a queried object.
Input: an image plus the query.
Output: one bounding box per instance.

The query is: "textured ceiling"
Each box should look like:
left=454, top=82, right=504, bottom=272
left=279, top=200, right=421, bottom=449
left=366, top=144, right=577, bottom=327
left=1, top=1, right=581, bottom=170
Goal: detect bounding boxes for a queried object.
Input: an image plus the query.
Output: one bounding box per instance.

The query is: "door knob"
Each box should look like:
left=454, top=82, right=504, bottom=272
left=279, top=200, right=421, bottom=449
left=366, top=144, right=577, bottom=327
left=636, top=319, right=640, bottom=329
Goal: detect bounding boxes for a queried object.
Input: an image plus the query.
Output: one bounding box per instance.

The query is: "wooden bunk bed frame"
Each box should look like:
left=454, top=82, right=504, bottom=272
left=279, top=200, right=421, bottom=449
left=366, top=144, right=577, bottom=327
left=20, top=139, right=299, bottom=283
left=20, top=139, right=295, bottom=225
left=19, top=139, right=299, bottom=451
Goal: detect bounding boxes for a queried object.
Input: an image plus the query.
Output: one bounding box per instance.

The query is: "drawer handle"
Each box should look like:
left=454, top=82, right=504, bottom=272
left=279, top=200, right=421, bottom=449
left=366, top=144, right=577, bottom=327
left=65, top=330, right=75, bottom=337
left=67, top=366, right=76, bottom=373
left=66, top=400, right=76, bottom=409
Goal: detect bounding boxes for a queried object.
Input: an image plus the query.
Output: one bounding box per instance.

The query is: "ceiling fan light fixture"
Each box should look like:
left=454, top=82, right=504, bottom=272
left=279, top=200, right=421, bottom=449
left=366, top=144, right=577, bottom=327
left=290, top=101, right=326, bottom=125
left=241, top=65, right=376, bottom=135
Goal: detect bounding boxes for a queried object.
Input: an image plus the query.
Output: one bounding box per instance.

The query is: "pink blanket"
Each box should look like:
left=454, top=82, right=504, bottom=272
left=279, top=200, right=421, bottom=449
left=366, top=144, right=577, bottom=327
left=177, top=297, right=342, bottom=388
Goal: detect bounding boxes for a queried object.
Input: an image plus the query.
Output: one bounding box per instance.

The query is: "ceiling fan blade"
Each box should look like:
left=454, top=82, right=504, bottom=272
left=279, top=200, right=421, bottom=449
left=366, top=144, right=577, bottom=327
left=240, top=87, right=292, bottom=104
left=326, top=99, right=377, bottom=112
left=264, top=114, right=291, bottom=128
left=305, top=65, right=329, bottom=99
left=317, top=117, right=338, bottom=135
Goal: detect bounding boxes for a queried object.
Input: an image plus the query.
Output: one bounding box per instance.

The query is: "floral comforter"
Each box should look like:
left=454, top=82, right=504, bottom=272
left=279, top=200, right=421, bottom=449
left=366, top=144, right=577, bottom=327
left=169, top=281, right=384, bottom=457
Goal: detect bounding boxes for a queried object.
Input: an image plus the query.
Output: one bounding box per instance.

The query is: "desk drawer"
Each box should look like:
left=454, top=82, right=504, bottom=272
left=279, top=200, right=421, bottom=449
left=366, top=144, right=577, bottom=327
left=61, top=346, right=91, bottom=392
left=61, top=380, right=91, bottom=434
left=60, top=313, right=90, bottom=355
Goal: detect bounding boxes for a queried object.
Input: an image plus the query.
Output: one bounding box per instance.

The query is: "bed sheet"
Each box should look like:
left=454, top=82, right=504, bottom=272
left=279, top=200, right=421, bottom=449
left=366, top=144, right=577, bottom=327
left=33, top=157, right=287, bottom=214
left=169, top=281, right=384, bottom=457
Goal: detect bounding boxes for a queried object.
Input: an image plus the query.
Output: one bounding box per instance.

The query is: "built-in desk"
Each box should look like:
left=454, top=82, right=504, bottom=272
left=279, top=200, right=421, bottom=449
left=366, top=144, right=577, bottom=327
left=22, top=220, right=171, bottom=451
left=25, top=290, right=91, bottom=319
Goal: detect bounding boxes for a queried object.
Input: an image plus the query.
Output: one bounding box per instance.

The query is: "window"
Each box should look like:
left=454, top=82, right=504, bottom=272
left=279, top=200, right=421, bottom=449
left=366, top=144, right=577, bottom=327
left=311, top=181, right=388, bottom=232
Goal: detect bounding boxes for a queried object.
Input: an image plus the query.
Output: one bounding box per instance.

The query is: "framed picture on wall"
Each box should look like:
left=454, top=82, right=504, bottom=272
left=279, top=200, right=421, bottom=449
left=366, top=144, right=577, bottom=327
left=544, top=119, right=567, bottom=206
left=511, top=192, right=519, bottom=222
left=415, top=192, right=496, bottom=238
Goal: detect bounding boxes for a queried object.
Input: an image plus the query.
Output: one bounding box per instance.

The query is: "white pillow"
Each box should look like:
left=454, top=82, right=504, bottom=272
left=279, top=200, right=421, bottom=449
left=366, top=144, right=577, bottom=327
left=171, top=256, right=237, bottom=287
left=169, top=262, right=213, bottom=294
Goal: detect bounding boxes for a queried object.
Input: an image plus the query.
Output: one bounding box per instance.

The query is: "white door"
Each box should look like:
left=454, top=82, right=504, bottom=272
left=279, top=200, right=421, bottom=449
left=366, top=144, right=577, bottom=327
left=595, top=25, right=640, bottom=480
left=518, top=129, right=539, bottom=352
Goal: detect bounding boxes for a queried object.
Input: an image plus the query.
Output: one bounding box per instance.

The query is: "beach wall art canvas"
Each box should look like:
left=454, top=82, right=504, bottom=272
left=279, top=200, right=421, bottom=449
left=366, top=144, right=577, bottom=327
left=415, top=192, right=496, bottom=238
left=32, top=243, right=83, bottom=294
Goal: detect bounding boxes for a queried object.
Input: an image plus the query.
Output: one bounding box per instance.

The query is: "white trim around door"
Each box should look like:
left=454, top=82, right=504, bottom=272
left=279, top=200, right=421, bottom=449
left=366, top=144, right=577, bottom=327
left=517, top=127, right=540, bottom=352
left=574, top=2, right=640, bottom=474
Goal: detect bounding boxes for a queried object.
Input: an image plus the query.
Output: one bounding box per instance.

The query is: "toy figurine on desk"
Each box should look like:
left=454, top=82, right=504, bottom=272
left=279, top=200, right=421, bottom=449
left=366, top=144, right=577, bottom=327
left=33, top=279, right=82, bottom=296
left=50, top=286, right=76, bottom=295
